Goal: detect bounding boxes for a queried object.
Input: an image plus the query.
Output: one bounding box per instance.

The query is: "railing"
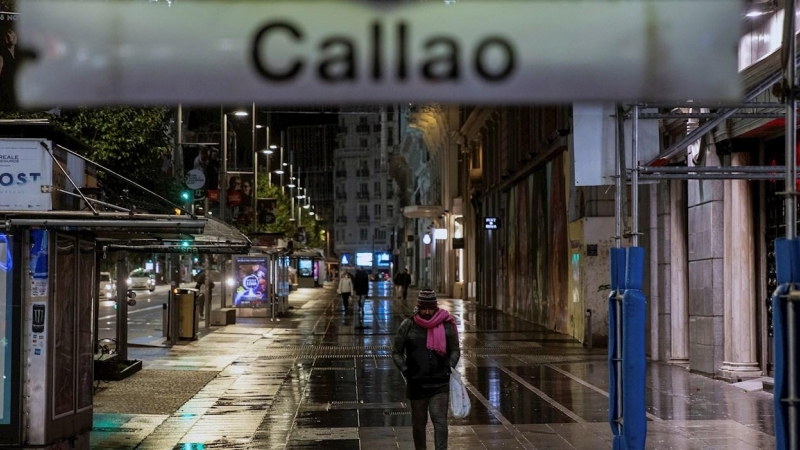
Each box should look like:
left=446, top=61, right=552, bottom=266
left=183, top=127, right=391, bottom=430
left=356, top=192, right=370, bottom=200
left=356, top=169, right=370, bottom=177
left=336, top=193, right=347, bottom=200
left=356, top=124, right=370, bottom=133
left=336, top=216, right=348, bottom=224
left=336, top=170, right=347, bottom=178
left=357, top=215, right=370, bottom=223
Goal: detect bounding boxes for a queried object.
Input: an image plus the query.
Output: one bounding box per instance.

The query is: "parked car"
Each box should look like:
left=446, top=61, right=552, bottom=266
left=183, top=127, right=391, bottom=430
left=127, top=268, right=155, bottom=291
left=99, top=271, right=116, bottom=300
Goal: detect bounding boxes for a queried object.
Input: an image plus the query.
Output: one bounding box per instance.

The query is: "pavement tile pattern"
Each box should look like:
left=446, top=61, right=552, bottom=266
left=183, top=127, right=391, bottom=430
left=90, top=284, right=776, bottom=449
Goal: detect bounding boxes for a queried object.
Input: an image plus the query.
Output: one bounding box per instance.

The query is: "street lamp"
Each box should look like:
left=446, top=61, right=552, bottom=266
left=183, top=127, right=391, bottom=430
left=220, top=107, right=249, bottom=223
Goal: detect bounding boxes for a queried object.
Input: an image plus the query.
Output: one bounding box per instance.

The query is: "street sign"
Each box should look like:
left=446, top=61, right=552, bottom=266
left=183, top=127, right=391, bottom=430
left=185, top=169, right=206, bottom=190
left=18, top=1, right=740, bottom=105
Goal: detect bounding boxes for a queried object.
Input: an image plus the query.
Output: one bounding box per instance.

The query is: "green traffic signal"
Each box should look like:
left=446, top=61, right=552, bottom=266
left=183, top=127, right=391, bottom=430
left=181, top=241, right=190, bottom=247
left=180, top=191, right=191, bottom=201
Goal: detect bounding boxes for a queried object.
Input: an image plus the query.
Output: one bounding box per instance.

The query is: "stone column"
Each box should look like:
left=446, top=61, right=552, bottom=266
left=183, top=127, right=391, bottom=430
left=669, top=179, right=690, bottom=364
left=649, top=183, right=660, bottom=361
left=658, top=181, right=673, bottom=361
left=721, top=152, right=761, bottom=379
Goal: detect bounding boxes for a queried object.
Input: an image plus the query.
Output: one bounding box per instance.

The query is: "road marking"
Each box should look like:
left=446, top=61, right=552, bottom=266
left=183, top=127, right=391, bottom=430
left=545, top=363, right=663, bottom=422
left=462, top=359, right=536, bottom=450
left=98, top=305, right=163, bottom=321
left=489, top=358, right=586, bottom=424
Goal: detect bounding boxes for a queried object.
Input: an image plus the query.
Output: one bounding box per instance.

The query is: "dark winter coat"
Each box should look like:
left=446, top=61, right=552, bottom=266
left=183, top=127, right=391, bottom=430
left=392, top=317, right=460, bottom=399
left=353, top=270, right=370, bottom=295
left=394, top=272, right=411, bottom=287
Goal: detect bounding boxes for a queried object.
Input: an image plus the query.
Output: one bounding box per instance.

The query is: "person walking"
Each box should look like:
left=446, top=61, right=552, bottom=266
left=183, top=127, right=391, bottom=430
left=394, top=268, right=412, bottom=300
left=194, top=271, right=215, bottom=319
left=392, top=289, right=460, bottom=450
left=353, top=268, right=370, bottom=310
left=338, top=272, right=354, bottom=313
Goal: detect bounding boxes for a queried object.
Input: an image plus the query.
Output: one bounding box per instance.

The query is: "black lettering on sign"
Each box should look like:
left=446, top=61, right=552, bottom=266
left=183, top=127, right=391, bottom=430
left=250, top=20, right=517, bottom=84
left=318, top=37, right=356, bottom=82
left=474, top=37, right=516, bottom=81
left=251, top=22, right=305, bottom=81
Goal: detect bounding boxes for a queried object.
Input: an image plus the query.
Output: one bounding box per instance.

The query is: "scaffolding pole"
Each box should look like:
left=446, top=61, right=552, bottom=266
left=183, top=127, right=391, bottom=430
left=612, top=103, right=624, bottom=438
left=784, top=0, right=799, bottom=447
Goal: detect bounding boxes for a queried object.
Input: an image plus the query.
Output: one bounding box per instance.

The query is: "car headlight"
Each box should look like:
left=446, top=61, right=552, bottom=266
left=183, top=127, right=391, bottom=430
left=105, top=283, right=112, bottom=290
left=127, top=278, right=132, bottom=285
left=105, top=292, right=112, bottom=299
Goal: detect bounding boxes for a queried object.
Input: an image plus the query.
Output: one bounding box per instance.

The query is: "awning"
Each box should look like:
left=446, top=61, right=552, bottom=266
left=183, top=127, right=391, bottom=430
left=2, top=211, right=250, bottom=254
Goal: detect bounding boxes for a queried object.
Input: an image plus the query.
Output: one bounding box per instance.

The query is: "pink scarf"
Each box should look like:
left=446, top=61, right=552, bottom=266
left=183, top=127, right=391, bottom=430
left=413, top=309, right=458, bottom=356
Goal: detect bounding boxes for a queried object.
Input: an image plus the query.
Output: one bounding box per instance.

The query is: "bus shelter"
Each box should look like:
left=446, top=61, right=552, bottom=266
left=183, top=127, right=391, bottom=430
left=231, top=246, right=290, bottom=320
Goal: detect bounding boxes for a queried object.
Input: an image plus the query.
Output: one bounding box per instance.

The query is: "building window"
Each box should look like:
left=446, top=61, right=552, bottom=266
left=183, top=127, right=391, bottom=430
left=376, top=229, right=386, bottom=240
left=360, top=183, right=368, bottom=193
left=387, top=127, right=394, bottom=146
left=374, top=204, right=381, bottom=217
left=360, top=138, right=368, bottom=148
left=388, top=205, right=393, bottom=217
left=359, top=116, right=368, bottom=125
left=359, top=205, right=368, bottom=216
left=360, top=229, right=368, bottom=240
left=374, top=159, right=380, bottom=171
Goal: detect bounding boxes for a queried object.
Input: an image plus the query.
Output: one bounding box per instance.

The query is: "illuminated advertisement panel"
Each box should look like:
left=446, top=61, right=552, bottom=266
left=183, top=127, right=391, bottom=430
left=0, top=233, right=12, bottom=424
left=376, top=252, right=391, bottom=267
left=355, top=252, right=372, bottom=267
left=298, top=259, right=313, bottom=277
left=233, top=256, right=268, bottom=307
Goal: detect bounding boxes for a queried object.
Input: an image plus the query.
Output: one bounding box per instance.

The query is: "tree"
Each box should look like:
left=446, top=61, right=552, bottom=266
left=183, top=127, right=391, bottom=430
left=53, top=107, right=178, bottom=212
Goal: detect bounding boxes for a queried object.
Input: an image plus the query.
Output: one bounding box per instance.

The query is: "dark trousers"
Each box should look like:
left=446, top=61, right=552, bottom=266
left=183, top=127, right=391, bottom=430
left=410, top=392, right=449, bottom=450
left=341, top=292, right=351, bottom=310
left=402, top=285, right=409, bottom=300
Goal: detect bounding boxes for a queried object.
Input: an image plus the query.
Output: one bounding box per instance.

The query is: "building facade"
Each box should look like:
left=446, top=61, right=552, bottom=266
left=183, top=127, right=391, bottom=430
left=333, top=107, right=400, bottom=274
left=287, top=124, right=338, bottom=224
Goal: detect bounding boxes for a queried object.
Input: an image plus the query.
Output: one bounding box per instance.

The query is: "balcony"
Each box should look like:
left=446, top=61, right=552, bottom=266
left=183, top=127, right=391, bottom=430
left=356, top=169, right=370, bottom=177
left=336, top=192, right=347, bottom=200
left=356, top=192, right=370, bottom=201
left=336, top=170, right=347, bottom=178
left=357, top=215, right=370, bottom=224
left=356, top=124, right=370, bottom=133
left=373, top=124, right=381, bottom=132
left=336, top=216, right=348, bottom=224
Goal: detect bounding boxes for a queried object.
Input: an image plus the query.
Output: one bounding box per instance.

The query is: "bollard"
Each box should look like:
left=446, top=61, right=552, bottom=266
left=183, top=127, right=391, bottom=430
left=585, top=309, right=593, bottom=349
left=162, top=303, right=169, bottom=338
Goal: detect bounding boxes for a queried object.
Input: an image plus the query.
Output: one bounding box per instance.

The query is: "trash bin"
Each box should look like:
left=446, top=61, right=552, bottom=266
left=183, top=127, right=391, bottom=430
left=175, top=288, right=198, bottom=340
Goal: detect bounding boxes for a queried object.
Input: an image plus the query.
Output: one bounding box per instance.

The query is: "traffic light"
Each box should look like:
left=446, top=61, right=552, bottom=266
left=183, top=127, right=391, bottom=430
left=181, top=240, right=191, bottom=248
left=180, top=190, right=192, bottom=202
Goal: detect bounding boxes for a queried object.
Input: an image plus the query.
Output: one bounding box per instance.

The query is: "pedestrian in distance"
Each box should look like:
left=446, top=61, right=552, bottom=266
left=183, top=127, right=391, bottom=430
left=353, top=268, right=369, bottom=310
left=392, top=289, right=460, bottom=450
left=394, top=268, right=412, bottom=300
left=194, top=271, right=215, bottom=319
left=338, top=272, right=354, bottom=312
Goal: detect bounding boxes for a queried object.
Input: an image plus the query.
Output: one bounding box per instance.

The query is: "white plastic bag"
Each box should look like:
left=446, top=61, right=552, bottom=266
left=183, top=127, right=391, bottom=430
left=449, top=370, right=471, bottom=419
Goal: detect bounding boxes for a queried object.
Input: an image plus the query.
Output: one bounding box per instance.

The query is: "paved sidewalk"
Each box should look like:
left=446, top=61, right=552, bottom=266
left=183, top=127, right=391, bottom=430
left=91, top=283, right=775, bottom=449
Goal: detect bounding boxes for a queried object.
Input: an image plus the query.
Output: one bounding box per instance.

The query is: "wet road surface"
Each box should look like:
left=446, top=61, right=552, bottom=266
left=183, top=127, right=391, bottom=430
left=91, top=283, right=775, bottom=449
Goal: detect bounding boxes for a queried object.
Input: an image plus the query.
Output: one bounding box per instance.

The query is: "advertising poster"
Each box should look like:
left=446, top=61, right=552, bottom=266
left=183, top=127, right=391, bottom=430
left=0, top=234, right=12, bottom=424
left=298, top=259, right=312, bottom=277
left=29, top=230, right=47, bottom=298
left=376, top=252, right=391, bottom=267
left=182, top=144, right=219, bottom=194
left=233, top=255, right=268, bottom=307
left=257, top=198, right=277, bottom=227
left=0, top=139, right=53, bottom=211
left=356, top=252, right=373, bottom=267
left=225, top=172, right=254, bottom=225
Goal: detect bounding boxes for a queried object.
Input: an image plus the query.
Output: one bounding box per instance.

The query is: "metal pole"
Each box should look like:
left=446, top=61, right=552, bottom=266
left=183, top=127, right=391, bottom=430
left=115, top=251, right=128, bottom=360
left=280, top=132, right=285, bottom=194
left=169, top=254, right=180, bottom=345
left=632, top=104, right=639, bottom=247
left=221, top=108, right=228, bottom=223
left=204, top=254, right=211, bottom=329
left=784, top=0, right=799, bottom=446
left=642, top=166, right=792, bottom=173
left=290, top=160, right=295, bottom=222
left=613, top=103, right=624, bottom=437
left=253, top=102, right=258, bottom=230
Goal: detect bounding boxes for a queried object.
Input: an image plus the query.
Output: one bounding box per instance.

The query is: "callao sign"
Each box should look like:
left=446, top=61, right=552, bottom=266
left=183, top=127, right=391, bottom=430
left=17, top=0, right=740, bottom=105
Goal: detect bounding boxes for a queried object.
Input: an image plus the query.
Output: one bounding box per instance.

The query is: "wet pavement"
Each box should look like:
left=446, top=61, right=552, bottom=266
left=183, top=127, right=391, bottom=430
left=91, top=283, right=775, bottom=449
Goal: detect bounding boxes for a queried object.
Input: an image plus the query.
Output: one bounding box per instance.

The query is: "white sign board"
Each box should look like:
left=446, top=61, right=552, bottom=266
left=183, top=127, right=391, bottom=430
left=0, top=139, right=53, bottom=211
left=18, top=1, right=740, bottom=106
